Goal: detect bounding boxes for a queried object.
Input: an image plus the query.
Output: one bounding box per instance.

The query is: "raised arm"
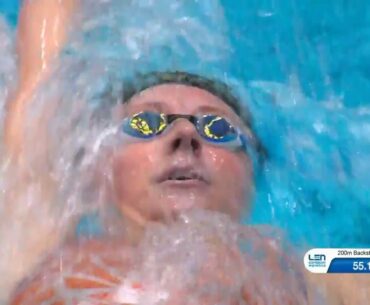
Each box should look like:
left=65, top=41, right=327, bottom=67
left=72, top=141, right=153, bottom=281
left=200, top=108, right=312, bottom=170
left=1, top=0, right=78, bottom=300
left=4, top=0, right=77, bottom=158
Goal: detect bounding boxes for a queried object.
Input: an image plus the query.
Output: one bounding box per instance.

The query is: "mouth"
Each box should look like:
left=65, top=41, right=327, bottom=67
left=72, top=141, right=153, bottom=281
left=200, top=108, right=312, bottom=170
left=157, top=167, right=209, bottom=185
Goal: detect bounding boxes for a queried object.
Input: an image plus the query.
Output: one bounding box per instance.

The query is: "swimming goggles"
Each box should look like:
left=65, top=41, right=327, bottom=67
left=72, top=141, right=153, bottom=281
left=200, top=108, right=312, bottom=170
left=120, top=111, right=251, bottom=151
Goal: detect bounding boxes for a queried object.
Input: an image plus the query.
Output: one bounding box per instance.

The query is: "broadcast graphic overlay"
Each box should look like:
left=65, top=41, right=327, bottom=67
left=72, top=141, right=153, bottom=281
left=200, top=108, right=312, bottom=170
left=304, top=249, right=370, bottom=273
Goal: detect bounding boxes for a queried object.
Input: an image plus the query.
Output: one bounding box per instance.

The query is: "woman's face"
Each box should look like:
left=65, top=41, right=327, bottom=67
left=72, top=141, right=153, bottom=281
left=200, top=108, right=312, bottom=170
left=111, top=83, right=254, bottom=224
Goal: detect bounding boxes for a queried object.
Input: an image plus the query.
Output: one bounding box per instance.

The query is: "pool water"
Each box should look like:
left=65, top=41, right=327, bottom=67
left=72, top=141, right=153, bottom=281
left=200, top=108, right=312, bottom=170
left=1, top=0, right=369, bottom=245
left=0, top=0, right=18, bottom=25
left=220, top=0, right=370, bottom=247
left=0, top=0, right=369, bottom=303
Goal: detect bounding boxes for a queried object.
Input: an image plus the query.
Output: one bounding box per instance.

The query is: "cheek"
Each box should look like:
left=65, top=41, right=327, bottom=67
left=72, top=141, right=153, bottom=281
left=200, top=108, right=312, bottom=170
left=205, top=149, right=252, bottom=200
left=111, top=144, right=155, bottom=200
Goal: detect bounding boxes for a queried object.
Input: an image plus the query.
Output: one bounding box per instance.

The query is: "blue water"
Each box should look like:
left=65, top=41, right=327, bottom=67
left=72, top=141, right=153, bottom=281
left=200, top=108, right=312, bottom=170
left=222, top=0, right=370, bottom=107
left=1, top=0, right=369, bottom=248
left=0, top=0, right=18, bottom=25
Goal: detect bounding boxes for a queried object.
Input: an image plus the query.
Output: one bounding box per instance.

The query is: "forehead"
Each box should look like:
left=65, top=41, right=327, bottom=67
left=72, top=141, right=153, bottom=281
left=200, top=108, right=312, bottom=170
left=125, top=83, right=240, bottom=120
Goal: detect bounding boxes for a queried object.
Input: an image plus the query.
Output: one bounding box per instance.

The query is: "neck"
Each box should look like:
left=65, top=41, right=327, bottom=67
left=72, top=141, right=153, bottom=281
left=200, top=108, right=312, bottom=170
left=120, top=205, right=149, bottom=246
left=123, top=218, right=146, bottom=246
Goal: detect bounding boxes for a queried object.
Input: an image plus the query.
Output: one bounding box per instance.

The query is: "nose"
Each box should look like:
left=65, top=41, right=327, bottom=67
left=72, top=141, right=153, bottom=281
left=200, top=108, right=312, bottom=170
left=165, top=119, right=202, bottom=155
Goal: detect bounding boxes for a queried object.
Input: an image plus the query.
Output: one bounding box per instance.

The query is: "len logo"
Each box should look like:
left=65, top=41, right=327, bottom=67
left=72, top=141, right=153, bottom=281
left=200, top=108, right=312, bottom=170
left=308, top=254, right=326, bottom=268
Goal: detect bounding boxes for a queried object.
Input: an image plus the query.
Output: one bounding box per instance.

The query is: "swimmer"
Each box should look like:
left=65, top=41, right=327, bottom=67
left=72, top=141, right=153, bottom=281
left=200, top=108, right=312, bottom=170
left=4, top=1, right=370, bottom=304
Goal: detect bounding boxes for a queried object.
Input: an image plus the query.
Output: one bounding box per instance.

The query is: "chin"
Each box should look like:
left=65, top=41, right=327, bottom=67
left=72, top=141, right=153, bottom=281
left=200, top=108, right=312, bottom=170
left=146, top=195, right=210, bottom=220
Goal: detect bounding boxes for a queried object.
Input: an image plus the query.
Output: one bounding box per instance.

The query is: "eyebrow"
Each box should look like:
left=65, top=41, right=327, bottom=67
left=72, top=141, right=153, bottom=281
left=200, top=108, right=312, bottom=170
left=195, top=105, right=234, bottom=118
left=128, top=101, right=169, bottom=114
left=129, top=101, right=235, bottom=119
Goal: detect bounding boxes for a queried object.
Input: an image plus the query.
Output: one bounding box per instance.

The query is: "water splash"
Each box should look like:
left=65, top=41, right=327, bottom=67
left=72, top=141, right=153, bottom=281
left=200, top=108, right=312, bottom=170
left=10, top=210, right=317, bottom=305
left=2, top=0, right=370, bottom=303
left=0, top=16, right=16, bottom=140
left=0, top=16, right=18, bottom=302
left=246, top=77, right=370, bottom=247
left=0, top=0, right=233, bottom=301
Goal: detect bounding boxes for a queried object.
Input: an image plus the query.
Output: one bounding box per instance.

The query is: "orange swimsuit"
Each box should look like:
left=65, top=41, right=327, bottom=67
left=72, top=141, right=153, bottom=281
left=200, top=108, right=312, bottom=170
left=9, top=239, right=133, bottom=305
left=9, top=237, right=308, bottom=305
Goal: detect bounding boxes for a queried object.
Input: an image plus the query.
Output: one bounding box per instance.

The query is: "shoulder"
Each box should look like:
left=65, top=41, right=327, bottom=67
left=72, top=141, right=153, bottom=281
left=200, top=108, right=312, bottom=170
left=9, top=238, right=132, bottom=305
left=305, top=272, right=370, bottom=305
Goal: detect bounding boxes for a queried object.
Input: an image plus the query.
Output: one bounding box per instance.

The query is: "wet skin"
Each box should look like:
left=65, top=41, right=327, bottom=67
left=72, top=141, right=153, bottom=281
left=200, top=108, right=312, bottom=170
left=110, top=84, right=254, bottom=228
left=10, top=84, right=264, bottom=305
